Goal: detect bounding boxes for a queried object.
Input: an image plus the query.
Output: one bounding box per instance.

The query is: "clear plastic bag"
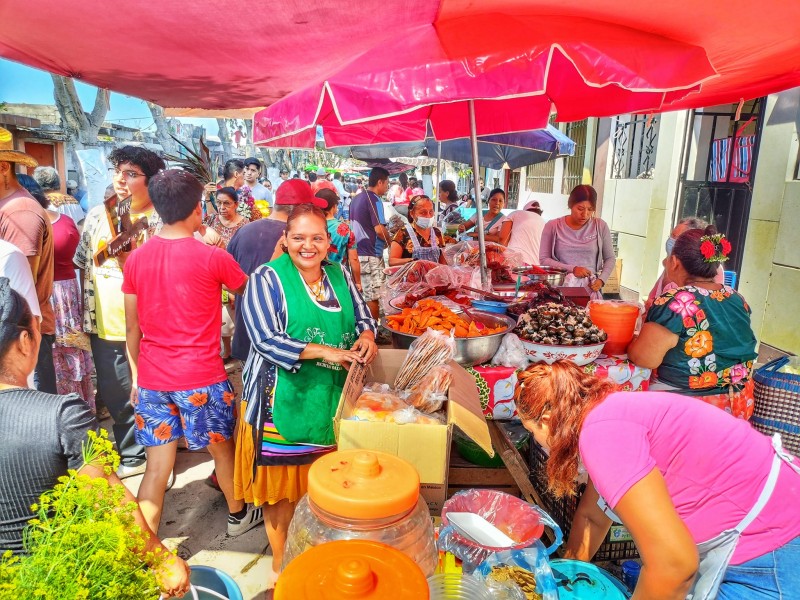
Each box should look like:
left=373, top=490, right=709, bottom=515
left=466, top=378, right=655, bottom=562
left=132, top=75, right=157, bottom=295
left=387, top=260, right=440, bottom=289
left=491, top=333, right=529, bottom=368
left=400, top=365, right=452, bottom=413
left=475, top=545, right=560, bottom=600
left=438, top=489, right=563, bottom=573
left=394, top=328, right=457, bottom=390
left=390, top=406, right=446, bottom=425
left=350, top=383, right=409, bottom=422
left=381, top=281, right=435, bottom=315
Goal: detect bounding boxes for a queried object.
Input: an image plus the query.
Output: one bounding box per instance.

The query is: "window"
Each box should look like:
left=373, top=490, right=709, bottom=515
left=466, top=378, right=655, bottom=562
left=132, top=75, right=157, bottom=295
left=561, top=119, right=588, bottom=194
left=611, top=115, right=659, bottom=179
left=525, top=160, right=556, bottom=194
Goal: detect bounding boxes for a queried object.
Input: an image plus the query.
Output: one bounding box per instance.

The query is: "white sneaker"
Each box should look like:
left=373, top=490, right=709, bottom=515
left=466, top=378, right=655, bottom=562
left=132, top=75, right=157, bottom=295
left=227, top=505, right=264, bottom=536
left=116, top=462, right=147, bottom=479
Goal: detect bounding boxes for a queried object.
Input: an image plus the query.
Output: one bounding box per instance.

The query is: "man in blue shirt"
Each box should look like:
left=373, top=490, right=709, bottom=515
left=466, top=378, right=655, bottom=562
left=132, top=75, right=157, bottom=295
left=348, top=167, right=390, bottom=321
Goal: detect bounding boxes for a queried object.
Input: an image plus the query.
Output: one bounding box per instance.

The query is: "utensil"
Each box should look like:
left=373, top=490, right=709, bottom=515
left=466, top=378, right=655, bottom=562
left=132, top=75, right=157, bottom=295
left=446, top=513, right=516, bottom=548
left=461, top=285, right=508, bottom=302
left=460, top=306, right=486, bottom=331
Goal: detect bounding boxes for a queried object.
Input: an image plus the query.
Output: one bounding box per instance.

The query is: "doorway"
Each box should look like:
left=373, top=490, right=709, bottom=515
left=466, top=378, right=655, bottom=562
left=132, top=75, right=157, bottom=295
left=677, top=99, right=765, bottom=281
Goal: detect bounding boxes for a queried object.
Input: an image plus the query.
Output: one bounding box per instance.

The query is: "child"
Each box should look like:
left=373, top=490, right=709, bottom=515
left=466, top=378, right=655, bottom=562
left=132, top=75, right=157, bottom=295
left=122, top=169, right=262, bottom=536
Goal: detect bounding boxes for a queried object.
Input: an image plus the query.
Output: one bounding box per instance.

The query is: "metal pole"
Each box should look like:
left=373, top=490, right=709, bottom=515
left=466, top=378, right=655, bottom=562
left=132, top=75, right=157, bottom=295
left=469, top=100, right=489, bottom=287
left=435, top=141, right=442, bottom=217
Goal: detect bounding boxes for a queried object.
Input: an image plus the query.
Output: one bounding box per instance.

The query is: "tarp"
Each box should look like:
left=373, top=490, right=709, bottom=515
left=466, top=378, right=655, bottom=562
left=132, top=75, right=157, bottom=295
left=2, top=0, right=800, bottom=120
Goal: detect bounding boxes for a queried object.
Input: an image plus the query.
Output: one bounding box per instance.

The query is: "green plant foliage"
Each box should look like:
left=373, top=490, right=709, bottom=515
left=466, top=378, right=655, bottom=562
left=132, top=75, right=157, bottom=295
left=0, top=430, right=165, bottom=600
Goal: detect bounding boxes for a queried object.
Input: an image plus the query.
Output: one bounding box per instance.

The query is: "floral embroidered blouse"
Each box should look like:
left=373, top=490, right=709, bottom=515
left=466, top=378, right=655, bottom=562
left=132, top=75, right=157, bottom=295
left=647, top=285, right=758, bottom=395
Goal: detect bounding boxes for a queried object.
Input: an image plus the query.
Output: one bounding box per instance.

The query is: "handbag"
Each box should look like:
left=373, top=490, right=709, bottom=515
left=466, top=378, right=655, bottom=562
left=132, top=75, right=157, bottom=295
left=751, top=357, right=800, bottom=456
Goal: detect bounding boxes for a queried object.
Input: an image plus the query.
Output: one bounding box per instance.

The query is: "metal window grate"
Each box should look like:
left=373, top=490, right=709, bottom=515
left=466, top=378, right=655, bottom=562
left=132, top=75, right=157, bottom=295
left=561, top=120, right=588, bottom=194
left=525, top=160, right=556, bottom=194
left=611, top=115, right=659, bottom=179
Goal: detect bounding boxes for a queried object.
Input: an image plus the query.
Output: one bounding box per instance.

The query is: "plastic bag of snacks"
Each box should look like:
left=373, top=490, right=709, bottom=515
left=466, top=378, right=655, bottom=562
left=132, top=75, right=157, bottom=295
left=399, top=365, right=453, bottom=413
left=491, top=333, right=530, bottom=368
left=475, top=546, right=559, bottom=600
left=351, top=383, right=408, bottom=421
left=393, top=328, right=456, bottom=390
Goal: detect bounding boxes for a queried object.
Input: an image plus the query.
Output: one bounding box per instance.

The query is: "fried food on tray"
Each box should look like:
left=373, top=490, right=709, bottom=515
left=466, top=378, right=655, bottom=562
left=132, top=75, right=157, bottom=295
left=385, top=299, right=505, bottom=338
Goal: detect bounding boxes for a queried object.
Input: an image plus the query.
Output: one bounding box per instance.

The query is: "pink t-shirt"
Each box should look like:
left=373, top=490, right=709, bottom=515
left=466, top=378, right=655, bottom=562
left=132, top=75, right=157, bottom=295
left=579, top=391, right=800, bottom=564
left=122, top=236, right=247, bottom=391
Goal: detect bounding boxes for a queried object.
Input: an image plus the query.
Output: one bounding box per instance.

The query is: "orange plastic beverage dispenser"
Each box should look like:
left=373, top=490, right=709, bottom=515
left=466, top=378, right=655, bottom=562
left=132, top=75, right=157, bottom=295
left=274, top=540, right=430, bottom=600
left=588, top=300, right=640, bottom=356
left=283, top=449, right=438, bottom=575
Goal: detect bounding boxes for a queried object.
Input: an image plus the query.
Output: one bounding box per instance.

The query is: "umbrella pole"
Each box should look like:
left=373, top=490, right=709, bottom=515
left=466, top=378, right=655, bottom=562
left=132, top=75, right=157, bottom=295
left=469, top=100, right=489, bottom=287
left=435, top=141, right=442, bottom=217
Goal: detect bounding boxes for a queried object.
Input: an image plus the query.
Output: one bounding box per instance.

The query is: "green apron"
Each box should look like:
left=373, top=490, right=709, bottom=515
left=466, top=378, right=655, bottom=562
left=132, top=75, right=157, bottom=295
left=269, top=253, right=356, bottom=445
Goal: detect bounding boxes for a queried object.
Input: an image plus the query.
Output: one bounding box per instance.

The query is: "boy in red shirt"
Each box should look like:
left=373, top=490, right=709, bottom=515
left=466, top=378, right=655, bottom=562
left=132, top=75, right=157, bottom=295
left=123, top=169, right=263, bottom=536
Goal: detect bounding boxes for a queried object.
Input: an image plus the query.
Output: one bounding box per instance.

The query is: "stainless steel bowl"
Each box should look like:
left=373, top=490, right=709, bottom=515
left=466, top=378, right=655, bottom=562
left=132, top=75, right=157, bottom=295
left=513, top=266, right=568, bottom=287
left=382, top=311, right=516, bottom=367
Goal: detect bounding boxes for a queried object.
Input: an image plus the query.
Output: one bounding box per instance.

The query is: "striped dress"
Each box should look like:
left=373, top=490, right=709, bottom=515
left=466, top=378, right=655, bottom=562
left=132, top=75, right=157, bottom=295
left=240, top=261, right=376, bottom=466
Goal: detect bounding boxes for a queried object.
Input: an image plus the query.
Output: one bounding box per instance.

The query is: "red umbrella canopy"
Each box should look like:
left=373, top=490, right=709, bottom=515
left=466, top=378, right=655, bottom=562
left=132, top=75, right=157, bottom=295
left=2, top=0, right=799, bottom=121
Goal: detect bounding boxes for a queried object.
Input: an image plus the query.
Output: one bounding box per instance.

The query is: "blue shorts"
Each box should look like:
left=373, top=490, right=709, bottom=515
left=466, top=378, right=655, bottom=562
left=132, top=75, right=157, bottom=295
left=134, top=380, right=236, bottom=450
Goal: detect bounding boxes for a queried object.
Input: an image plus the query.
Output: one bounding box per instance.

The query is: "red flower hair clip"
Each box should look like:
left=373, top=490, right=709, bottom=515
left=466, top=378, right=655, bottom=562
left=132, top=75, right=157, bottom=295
left=699, top=233, right=731, bottom=263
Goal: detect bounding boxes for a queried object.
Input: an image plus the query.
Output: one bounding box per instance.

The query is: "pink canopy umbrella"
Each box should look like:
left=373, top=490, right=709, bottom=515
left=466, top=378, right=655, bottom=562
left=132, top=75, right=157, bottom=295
left=252, top=13, right=716, bottom=148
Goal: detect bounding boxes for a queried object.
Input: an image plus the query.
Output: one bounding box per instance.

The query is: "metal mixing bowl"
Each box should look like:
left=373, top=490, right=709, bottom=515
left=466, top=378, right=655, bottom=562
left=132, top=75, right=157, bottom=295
left=382, top=311, right=516, bottom=367
left=513, top=266, right=568, bottom=287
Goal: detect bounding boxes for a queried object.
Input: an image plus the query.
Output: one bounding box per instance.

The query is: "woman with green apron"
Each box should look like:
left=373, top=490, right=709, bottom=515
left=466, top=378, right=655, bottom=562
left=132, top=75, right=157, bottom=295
left=234, top=204, right=378, bottom=585
left=515, top=361, right=800, bottom=600
left=457, top=188, right=508, bottom=243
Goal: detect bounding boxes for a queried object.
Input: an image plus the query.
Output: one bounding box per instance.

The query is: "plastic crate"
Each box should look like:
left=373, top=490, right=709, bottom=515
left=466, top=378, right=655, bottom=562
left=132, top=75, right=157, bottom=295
left=528, top=440, right=639, bottom=561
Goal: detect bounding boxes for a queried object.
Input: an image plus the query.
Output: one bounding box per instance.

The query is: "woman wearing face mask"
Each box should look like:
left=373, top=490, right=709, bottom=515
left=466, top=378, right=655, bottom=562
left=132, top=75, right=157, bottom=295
left=389, top=195, right=447, bottom=266
left=540, top=185, right=615, bottom=299
left=644, top=217, right=725, bottom=312
left=516, top=360, right=800, bottom=600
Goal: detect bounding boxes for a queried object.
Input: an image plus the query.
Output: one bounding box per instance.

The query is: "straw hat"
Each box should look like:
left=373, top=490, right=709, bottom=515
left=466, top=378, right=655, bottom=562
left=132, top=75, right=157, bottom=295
left=0, top=128, right=38, bottom=168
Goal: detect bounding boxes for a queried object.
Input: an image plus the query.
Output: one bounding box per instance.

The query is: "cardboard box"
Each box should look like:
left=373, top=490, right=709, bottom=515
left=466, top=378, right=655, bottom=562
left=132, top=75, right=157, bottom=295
left=602, top=259, right=623, bottom=295
left=334, top=350, right=493, bottom=514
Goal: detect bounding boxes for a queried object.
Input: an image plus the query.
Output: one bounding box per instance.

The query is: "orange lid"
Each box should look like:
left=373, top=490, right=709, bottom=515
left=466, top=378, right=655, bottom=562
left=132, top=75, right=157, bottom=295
left=308, top=449, right=420, bottom=519
left=274, top=540, right=430, bottom=600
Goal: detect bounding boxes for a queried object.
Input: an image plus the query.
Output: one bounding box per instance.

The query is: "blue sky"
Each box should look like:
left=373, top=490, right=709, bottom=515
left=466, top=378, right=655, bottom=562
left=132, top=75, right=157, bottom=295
left=0, top=58, right=218, bottom=132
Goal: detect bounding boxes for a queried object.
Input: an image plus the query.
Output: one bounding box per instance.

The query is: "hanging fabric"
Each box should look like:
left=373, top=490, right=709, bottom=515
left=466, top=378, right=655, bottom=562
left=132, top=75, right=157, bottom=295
left=710, top=118, right=756, bottom=183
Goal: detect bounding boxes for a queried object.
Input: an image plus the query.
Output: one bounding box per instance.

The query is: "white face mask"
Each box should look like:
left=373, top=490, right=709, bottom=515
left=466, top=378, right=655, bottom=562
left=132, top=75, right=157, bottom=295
left=415, top=217, right=433, bottom=229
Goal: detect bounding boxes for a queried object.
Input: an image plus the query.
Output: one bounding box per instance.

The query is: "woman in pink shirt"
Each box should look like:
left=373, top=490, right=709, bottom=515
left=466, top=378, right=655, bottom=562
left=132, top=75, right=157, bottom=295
left=516, top=361, right=800, bottom=600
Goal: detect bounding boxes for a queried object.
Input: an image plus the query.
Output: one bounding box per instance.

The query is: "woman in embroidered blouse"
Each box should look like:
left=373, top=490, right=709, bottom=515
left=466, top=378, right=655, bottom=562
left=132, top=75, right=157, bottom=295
left=234, top=204, right=377, bottom=583
left=627, top=226, right=758, bottom=419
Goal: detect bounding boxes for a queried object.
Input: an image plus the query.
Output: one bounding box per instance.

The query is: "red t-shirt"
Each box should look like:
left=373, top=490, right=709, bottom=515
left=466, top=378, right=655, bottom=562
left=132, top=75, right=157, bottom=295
left=52, top=214, right=80, bottom=281
left=122, top=236, right=247, bottom=391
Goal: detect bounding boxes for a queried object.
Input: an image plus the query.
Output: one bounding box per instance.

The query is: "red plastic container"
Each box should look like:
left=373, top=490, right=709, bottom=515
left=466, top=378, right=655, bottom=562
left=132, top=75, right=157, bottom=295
left=588, top=300, right=640, bottom=356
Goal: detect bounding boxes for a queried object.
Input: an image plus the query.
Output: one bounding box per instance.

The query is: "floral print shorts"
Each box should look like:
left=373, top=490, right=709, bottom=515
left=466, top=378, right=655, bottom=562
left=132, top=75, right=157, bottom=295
left=134, top=380, right=236, bottom=450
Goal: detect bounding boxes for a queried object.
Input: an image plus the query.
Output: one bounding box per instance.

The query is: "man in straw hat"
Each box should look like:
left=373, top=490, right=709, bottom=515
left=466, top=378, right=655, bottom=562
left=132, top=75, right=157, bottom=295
left=0, top=127, right=57, bottom=393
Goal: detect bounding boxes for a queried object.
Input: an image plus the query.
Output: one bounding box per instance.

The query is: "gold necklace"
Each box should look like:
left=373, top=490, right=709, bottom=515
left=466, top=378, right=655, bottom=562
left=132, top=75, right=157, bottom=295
left=304, top=274, right=326, bottom=301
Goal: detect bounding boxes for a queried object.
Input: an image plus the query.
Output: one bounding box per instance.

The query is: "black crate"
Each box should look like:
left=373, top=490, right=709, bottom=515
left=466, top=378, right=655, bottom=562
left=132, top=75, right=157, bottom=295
left=528, top=440, right=639, bottom=561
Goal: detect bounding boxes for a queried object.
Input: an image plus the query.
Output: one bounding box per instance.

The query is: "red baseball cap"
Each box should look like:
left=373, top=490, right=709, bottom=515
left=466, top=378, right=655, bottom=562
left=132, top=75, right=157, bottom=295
left=275, top=179, right=327, bottom=208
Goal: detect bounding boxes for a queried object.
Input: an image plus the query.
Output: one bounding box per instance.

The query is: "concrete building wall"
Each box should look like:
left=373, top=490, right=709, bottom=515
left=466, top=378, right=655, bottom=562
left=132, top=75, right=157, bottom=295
left=599, top=111, right=689, bottom=295
left=598, top=92, right=800, bottom=356
left=738, top=91, right=800, bottom=355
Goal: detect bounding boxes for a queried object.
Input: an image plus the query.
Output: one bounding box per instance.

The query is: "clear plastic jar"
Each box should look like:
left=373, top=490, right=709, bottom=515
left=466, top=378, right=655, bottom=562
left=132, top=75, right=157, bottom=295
left=284, top=495, right=437, bottom=575
left=283, top=450, right=438, bottom=576
left=427, top=574, right=493, bottom=600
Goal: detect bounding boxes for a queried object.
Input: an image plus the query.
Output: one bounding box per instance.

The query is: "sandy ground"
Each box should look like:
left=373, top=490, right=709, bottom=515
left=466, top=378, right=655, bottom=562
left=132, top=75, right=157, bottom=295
left=104, top=362, right=273, bottom=600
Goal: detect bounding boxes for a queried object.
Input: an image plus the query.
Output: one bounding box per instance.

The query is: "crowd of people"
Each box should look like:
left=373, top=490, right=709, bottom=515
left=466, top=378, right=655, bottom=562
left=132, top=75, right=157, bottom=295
left=0, top=127, right=797, bottom=599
